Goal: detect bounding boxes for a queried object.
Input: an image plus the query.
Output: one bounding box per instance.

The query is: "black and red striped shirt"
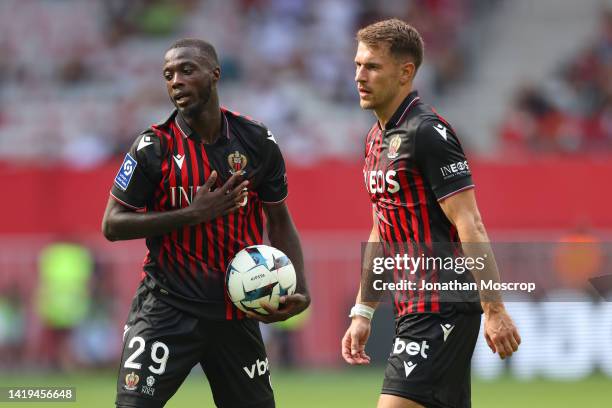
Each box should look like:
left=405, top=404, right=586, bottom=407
left=110, top=108, right=288, bottom=320
left=363, top=91, right=478, bottom=316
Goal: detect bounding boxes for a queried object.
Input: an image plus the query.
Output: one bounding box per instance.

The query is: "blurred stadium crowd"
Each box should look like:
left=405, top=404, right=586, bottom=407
left=2, top=1, right=611, bottom=166
left=0, top=0, right=501, bottom=166
left=500, top=8, right=612, bottom=155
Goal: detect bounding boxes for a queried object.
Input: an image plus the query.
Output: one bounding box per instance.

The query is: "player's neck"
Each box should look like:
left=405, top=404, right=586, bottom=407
left=376, top=87, right=413, bottom=129
left=182, top=95, right=222, bottom=144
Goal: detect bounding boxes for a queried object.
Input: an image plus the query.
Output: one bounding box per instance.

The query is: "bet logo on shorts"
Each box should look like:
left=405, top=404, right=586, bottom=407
left=392, top=338, right=430, bottom=359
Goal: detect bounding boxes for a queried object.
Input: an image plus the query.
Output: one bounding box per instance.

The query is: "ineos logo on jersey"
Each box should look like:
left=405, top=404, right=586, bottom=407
left=170, top=184, right=249, bottom=208
left=170, top=186, right=198, bottom=208
left=365, top=170, right=400, bottom=194
left=440, top=160, right=470, bottom=179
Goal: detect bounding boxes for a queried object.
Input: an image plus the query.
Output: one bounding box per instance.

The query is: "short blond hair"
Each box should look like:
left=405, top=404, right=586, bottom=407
left=356, top=18, right=424, bottom=70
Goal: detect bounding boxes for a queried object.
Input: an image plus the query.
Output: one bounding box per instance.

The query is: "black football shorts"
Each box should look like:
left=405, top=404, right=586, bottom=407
left=381, top=311, right=481, bottom=408
left=115, top=283, right=274, bottom=408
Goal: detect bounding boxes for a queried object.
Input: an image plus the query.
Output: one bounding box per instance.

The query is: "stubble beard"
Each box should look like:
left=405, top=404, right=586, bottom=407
left=359, top=98, right=376, bottom=110
left=177, top=82, right=213, bottom=118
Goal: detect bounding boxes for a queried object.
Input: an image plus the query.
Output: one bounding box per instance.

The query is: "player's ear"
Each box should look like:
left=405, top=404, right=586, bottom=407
left=399, top=61, right=415, bottom=86
left=212, top=66, right=221, bottom=83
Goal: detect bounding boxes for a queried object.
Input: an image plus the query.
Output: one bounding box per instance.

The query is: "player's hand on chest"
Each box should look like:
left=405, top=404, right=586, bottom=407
left=167, top=141, right=262, bottom=209
left=185, top=170, right=249, bottom=224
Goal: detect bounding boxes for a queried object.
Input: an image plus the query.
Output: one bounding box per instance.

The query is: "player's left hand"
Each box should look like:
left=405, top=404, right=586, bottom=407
left=484, top=306, right=521, bottom=360
left=245, top=294, right=310, bottom=323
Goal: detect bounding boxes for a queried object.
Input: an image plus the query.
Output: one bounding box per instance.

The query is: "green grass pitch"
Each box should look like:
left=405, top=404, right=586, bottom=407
left=0, top=369, right=609, bottom=407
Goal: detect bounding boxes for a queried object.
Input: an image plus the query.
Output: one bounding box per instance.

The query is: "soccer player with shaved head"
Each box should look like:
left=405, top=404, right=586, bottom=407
left=103, top=39, right=309, bottom=408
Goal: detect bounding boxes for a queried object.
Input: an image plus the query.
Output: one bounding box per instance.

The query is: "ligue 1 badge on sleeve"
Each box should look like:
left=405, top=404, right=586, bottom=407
left=228, top=151, right=248, bottom=175
left=388, top=135, right=402, bottom=159
left=115, top=153, right=138, bottom=191
left=124, top=372, right=140, bottom=391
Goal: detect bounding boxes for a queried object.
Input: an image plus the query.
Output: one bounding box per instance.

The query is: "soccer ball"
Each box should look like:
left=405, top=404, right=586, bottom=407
left=226, top=245, right=297, bottom=315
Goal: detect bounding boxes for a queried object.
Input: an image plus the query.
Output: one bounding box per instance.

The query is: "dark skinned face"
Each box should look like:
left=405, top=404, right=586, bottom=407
left=162, top=47, right=219, bottom=118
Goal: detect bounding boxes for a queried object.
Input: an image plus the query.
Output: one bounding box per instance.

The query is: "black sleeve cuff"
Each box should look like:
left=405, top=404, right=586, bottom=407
left=258, top=186, right=288, bottom=204
left=434, top=176, right=475, bottom=201
left=110, top=191, right=145, bottom=210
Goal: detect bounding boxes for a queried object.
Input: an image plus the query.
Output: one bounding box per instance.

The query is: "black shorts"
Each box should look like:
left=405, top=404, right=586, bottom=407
left=381, top=312, right=481, bottom=408
left=116, top=283, right=274, bottom=408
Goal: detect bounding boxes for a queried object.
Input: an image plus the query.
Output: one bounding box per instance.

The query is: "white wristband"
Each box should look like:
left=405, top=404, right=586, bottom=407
left=349, top=304, right=375, bottom=320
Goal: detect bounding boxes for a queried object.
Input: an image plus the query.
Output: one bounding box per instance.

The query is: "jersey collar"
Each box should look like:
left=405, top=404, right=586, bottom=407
left=174, top=109, right=230, bottom=144
left=380, top=90, right=421, bottom=130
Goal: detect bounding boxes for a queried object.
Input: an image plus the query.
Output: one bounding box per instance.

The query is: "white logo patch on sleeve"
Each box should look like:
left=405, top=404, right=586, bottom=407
left=266, top=130, right=277, bottom=144
left=433, top=123, right=448, bottom=141
left=137, top=135, right=154, bottom=151
left=114, top=153, right=137, bottom=191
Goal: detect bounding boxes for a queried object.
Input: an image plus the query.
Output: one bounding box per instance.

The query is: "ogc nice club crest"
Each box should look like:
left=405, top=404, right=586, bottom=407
left=387, top=134, right=402, bottom=159
left=124, top=372, right=140, bottom=391
left=227, top=150, right=249, bottom=207
left=228, top=151, right=248, bottom=175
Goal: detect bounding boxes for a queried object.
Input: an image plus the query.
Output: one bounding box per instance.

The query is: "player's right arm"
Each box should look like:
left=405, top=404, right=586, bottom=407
left=414, top=118, right=520, bottom=360
left=439, top=190, right=521, bottom=359
left=102, top=131, right=247, bottom=241
left=341, top=209, right=382, bottom=365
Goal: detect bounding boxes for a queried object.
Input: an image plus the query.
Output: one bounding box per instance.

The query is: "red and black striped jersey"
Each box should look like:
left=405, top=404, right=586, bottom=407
left=363, top=91, right=479, bottom=316
left=110, top=107, right=288, bottom=320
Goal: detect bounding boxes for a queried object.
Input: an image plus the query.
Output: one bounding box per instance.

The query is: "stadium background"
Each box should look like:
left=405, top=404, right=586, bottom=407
left=0, top=0, right=611, bottom=406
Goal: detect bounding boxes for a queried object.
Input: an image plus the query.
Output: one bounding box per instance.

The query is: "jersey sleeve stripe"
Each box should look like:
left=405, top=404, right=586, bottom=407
left=109, top=192, right=145, bottom=210
left=437, top=184, right=475, bottom=202
left=261, top=193, right=289, bottom=205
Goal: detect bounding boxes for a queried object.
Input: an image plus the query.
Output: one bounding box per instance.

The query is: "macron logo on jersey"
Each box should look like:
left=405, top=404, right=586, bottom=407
left=404, top=361, right=417, bottom=377
left=441, top=323, right=455, bottom=342
left=173, top=154, right=185, bottom=169
left=433, top=123, right=448, bottom=141
left=137, top=135, right=154, bottom=151
left=266, top=130, right=277, bottom=144
left=115, top=153, right=137, bottom=191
